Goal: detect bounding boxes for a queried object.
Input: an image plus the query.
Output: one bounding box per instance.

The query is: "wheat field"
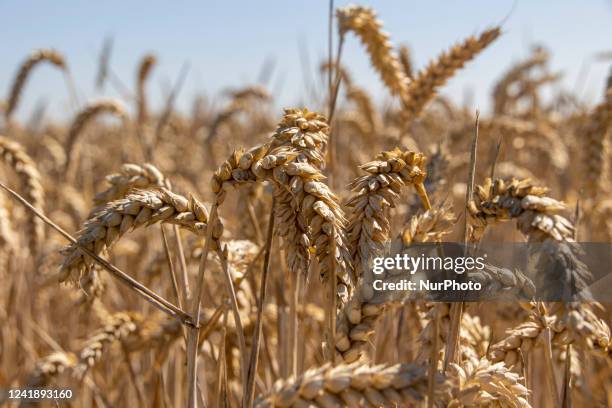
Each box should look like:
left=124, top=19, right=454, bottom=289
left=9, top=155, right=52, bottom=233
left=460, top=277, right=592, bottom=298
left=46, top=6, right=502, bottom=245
left=0, top=4, right=611, bottom=408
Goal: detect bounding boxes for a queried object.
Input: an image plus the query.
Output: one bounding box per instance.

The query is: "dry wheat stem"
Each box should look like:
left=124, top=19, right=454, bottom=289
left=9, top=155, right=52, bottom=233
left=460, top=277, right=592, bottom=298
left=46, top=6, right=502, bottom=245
left=245, top=198, right=276, bottom=407
left=0, top=195, right=15, bottom=270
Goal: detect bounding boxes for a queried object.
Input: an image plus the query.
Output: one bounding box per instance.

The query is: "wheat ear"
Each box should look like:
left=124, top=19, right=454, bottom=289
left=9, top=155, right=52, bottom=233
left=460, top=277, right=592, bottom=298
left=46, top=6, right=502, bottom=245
left=136, top=53, right=157, bottom=127
left=335, top=205, right=453, bottom=363
left=490, top=302, right=611, bottom=369
left=469, top=179, right=611, bottom=362
left=64, top=99, right=127, bottom=176
left=401, top=27, right=500, bottom=122
left=74, top=311, right=141, bottom=378
left=336, top=5, right=410, bottom=97
left=5, top=49, right=66, bottom=120
left=0, top=135, right=45, bottom=253
left=254, top=362, right=451, bottom=407
left=345, top=147, right=430, bottom=300
left=91, top=163, right=166, bottom=216
left=212, top=108, right=354, bottom=308
left=493, top=47, right=549, bottom=115
left=59, top=188, right=221, bottom=283
left=448, top=357, right=531, bottom=407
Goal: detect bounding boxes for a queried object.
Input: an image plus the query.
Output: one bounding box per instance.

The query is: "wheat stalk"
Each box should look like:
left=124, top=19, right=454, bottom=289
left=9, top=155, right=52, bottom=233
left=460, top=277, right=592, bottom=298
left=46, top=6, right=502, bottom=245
left=136, top=54, right=157, bottom=127
left=0, top=195, right=15, bottom=271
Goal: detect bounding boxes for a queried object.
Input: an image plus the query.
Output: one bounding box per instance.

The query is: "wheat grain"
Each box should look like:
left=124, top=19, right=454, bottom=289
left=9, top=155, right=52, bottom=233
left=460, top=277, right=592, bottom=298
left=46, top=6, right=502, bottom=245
left=398, top=44, right=413, bottom=79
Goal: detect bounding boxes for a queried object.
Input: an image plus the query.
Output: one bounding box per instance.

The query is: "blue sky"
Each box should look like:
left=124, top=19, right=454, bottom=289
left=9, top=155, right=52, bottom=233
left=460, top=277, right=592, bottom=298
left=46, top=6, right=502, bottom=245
left=1, top=1, right=611, bottom=121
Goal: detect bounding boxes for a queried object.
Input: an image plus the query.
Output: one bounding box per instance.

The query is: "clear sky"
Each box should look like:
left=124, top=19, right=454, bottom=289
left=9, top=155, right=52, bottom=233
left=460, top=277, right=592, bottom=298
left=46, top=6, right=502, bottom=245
left=1, top=1, right=611, bottom=121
